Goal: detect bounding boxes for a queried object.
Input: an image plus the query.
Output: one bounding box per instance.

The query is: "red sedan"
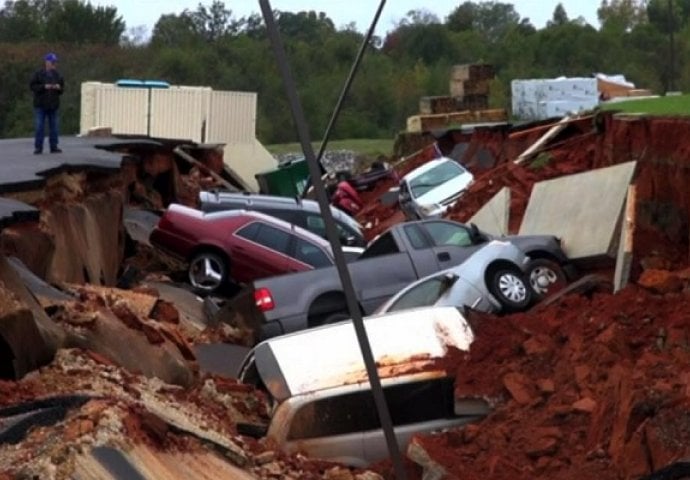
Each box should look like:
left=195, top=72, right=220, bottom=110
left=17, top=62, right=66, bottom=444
left=150, top=205, right=340, bottom=294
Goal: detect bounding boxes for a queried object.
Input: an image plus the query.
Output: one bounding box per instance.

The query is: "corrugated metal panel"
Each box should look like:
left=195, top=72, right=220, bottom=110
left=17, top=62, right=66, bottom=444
left=79, top=82, right=99, bottom=134
left=94, top=85, right=149, bottom=135
left=149, top=87, right=211, bottom=142
left=207, top=91, right=256, bottom=144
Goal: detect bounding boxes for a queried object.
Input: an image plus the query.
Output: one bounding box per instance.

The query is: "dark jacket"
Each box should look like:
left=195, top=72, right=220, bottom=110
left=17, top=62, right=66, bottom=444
left=30, top=68, right=64, bottom=110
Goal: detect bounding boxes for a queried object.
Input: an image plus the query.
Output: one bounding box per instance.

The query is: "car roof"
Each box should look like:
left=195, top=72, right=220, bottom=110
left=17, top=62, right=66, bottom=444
left=402, top=157, right=461, bottom=182
left=242, top=306, right=474, bottom=402
left=199, top=190, right=362, bottom=233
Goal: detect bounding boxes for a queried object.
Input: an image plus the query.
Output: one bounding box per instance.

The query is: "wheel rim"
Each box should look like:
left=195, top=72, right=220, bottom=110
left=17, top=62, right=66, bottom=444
left=498, top=272, right=527, bottom=304
left=189, top=255, right=224, bottom=291
left=530, top=266, right=560, bottom=295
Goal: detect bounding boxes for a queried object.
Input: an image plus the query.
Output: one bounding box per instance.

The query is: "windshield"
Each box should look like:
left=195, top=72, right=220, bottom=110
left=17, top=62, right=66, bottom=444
left=408, top=161, right=466, bottom=198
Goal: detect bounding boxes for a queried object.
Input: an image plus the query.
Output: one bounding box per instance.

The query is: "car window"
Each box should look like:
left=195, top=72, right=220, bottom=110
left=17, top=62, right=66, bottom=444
left=254, top=223, right=292, bottom=254
left=263, top=209, right=296, bottom=226
left=404, top=225, right=430, bottom=249
left=359, top=232, right=399, bottom=259
left=306, top=214, right=357, bottom=244
left=287, top=377, right=456, bottom=440
left=235, top=222, right=260, bottom=241
left=294, top=238, right=331, bottom=268
left=305, top=215, right=327, bottom=238
left=423, top=222, right=473, bottom=247
left=387, top=277, right=450, bottom=312
left=409, top=161, right=465, bottom=198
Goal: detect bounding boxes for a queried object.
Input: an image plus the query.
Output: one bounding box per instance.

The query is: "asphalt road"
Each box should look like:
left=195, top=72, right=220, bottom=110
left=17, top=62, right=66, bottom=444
left=0, top=136, right=123, bottom=194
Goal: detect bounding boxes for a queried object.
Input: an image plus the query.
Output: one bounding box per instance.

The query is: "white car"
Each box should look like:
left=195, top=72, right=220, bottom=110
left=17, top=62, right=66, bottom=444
left=238, top=306, right=488, bottom=467
left=376, top=240, right=533, bottom=315
left=399, top=157, right=474, bottom=220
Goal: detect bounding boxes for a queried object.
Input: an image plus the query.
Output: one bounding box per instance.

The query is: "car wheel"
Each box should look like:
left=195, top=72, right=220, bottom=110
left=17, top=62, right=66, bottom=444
left=313, top=311, right=351, bottom=328
left=489, top=267, right=531, bottom=312
left=527, top=259, right=567, bottom=300
left=188, top=251, right=228, bottom=295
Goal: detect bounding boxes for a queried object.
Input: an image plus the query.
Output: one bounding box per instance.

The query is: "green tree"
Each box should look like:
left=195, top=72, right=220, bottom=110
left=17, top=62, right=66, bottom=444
left=446, top=1, right=529, bottom=43
left=548, top=3, right=569, bottom=27
left=597, top=0, right=647, bottom=31
left=44, top=0, right=124, bottom=44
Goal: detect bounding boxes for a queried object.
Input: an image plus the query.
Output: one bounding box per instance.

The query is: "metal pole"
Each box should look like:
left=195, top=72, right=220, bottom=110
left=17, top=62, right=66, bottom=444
left=257, top=2, right=408, bottom=479
left=668, top=0, right=676, bottom=91
left=301, top=0, right=386, bottom=197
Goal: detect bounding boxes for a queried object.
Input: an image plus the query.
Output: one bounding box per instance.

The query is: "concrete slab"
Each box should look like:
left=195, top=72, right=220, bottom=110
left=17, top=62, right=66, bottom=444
left=0, top=136, right=123, bottom=193
left=0, top=199, right=39, bottom=229
left=193, top=343, right=249, bottom=378
left=519, top=161, right=637, bottom=260
left=123, top=209, right=161, bottom=246
left=7, top=257, right=72, bottom=302
left=469, top=187, right=510, bottom=236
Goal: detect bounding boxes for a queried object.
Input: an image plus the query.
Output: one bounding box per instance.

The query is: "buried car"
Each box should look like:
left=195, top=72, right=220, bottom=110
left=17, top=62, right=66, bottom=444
left=149, top=204, right=362, bottom=294
left=399, top=157, right=474, bottom=220
left=376, top=240, right=533, bottom=315
left=237, top=306, right=488, bottom=467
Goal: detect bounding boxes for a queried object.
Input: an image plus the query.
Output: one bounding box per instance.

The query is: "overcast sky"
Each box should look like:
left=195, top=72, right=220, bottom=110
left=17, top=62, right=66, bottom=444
left=93, top=1, right=602, bottom=36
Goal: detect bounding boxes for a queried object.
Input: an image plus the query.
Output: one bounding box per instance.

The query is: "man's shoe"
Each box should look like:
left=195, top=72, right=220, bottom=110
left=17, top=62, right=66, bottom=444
left=50, top=148, right=62, bottom=153
left=33, top=149, right=42, bottom=155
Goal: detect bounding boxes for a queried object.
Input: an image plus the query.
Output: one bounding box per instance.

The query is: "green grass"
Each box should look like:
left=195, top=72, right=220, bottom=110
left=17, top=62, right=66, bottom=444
left=600, top=94, right=690, bottom=116
left=266, top=138, right=393, bottom=157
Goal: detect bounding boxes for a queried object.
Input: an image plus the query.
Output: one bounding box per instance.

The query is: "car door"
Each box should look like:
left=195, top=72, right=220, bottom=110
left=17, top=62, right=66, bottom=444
left=398, top=180, right=417, bottom=219
left=420, top=220, right=486, bottom=268
left=400, top=224, right=440, bottom=278
left=232, top=221, right=293, bottom=282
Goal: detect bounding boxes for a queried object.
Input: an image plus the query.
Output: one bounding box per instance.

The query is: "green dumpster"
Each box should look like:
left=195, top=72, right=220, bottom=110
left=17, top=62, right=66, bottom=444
left=255, top=157, right=310, bottom=197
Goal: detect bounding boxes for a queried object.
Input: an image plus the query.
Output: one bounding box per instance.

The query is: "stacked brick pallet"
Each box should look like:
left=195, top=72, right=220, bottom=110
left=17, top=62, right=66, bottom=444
left=409, top=64, right=507, bottom=133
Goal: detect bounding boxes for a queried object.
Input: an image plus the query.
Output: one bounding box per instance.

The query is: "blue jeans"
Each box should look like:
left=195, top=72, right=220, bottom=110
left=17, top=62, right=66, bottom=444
left=34, top=107, right=59, bottom=151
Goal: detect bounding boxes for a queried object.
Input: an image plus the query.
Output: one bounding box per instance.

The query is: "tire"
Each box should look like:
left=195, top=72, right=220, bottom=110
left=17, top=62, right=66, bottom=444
left=489, top=267, right=531, bottom=312
left=527, top=259, right=567, bottom=300
left=312, top=311, right=351, bottom=328
left=188, top=251, right=228, bottom=295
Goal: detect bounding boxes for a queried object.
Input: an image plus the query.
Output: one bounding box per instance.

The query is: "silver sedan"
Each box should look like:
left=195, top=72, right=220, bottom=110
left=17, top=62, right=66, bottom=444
left=376, top=240, right=533, bottom=315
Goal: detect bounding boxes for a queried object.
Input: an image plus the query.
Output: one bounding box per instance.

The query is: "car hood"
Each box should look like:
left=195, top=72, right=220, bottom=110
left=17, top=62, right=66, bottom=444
left=415, top=172, right=474, bottom=206
left=488, top=233, right=566, bottom=260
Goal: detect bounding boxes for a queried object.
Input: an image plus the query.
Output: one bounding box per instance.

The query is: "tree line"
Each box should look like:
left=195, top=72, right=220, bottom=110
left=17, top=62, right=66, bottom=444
left=0, top=0, right=688, bottom=144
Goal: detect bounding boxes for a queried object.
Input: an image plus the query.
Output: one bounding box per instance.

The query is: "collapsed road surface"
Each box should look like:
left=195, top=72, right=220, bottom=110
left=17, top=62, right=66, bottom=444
left=1, top=109, right=690, bottom=480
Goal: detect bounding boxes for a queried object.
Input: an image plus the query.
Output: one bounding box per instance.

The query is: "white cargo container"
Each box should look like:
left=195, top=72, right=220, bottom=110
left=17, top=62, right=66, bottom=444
left=511, top=77, right=599, bottom=120
left=80, top=81, right=276, bottom=190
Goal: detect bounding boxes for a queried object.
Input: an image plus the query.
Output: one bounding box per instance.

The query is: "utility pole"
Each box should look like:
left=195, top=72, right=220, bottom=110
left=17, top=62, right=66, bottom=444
left=669, top=0, right=676, bottom=92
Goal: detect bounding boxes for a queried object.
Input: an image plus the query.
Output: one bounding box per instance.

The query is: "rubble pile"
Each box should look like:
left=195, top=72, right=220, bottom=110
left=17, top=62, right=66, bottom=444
left=404, top=279, right=690, bottom=479
left=0, top=349, right=380, bottom=480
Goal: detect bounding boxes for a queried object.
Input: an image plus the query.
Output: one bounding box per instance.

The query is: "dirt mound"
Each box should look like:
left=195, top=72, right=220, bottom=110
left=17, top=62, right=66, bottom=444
left=405, top=281, right=690, bottom=479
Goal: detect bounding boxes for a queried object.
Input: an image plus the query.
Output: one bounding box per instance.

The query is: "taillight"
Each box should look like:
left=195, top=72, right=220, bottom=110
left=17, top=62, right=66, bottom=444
left=254, top=288, right=275, bottom=312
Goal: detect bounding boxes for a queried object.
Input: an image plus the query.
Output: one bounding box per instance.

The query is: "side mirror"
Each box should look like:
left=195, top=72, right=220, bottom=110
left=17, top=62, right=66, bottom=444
left=469, top=223, right=481, bottom=243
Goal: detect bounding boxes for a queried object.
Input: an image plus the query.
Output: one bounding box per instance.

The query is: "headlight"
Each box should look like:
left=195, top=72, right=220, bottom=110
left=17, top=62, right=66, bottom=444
left=419, top=203, right=441, bottom=216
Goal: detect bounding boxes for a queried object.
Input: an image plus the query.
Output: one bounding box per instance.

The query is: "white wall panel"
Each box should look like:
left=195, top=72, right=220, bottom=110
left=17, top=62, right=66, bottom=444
left=208, top=90, right=256, bottom=144
left=149, top=87, right=211, bottom=142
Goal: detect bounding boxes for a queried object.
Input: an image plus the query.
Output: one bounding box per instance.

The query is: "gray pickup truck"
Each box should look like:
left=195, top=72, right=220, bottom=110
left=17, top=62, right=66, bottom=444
left=230, top=219, right=575, bottom=340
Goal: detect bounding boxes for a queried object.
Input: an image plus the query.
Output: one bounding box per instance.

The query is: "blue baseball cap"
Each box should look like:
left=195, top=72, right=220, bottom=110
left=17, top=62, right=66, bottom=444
left=44, top=53, right=58, bottom=62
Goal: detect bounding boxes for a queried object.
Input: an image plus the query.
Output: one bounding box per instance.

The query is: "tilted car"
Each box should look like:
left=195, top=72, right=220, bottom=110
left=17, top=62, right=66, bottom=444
left=399, top=157, right=474, bottom=220
left=376, top=240, right=533, bottom=315
left=238, top=306, right=488, bottom=467
left=198, top=191, right=366, bottom=247
left=231, top=219, right=573, bottom=341
left=149, top=204, right=361, bottom=294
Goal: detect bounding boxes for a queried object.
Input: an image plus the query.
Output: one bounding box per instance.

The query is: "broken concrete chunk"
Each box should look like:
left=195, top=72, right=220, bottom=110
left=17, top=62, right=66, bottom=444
left=502, top=372, right=533, bottom=405
left=407, top=437, right=448, bottom=480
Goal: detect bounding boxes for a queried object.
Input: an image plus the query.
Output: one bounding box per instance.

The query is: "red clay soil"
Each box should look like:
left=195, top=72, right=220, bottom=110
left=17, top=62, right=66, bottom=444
left=409, top=280, right=690, bottom=480
left=363, top=114, right=690, bottom=479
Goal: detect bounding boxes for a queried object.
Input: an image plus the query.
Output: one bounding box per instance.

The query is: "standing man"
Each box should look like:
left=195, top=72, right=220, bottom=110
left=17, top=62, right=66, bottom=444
left=29, top=52, right=64, bottom=154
